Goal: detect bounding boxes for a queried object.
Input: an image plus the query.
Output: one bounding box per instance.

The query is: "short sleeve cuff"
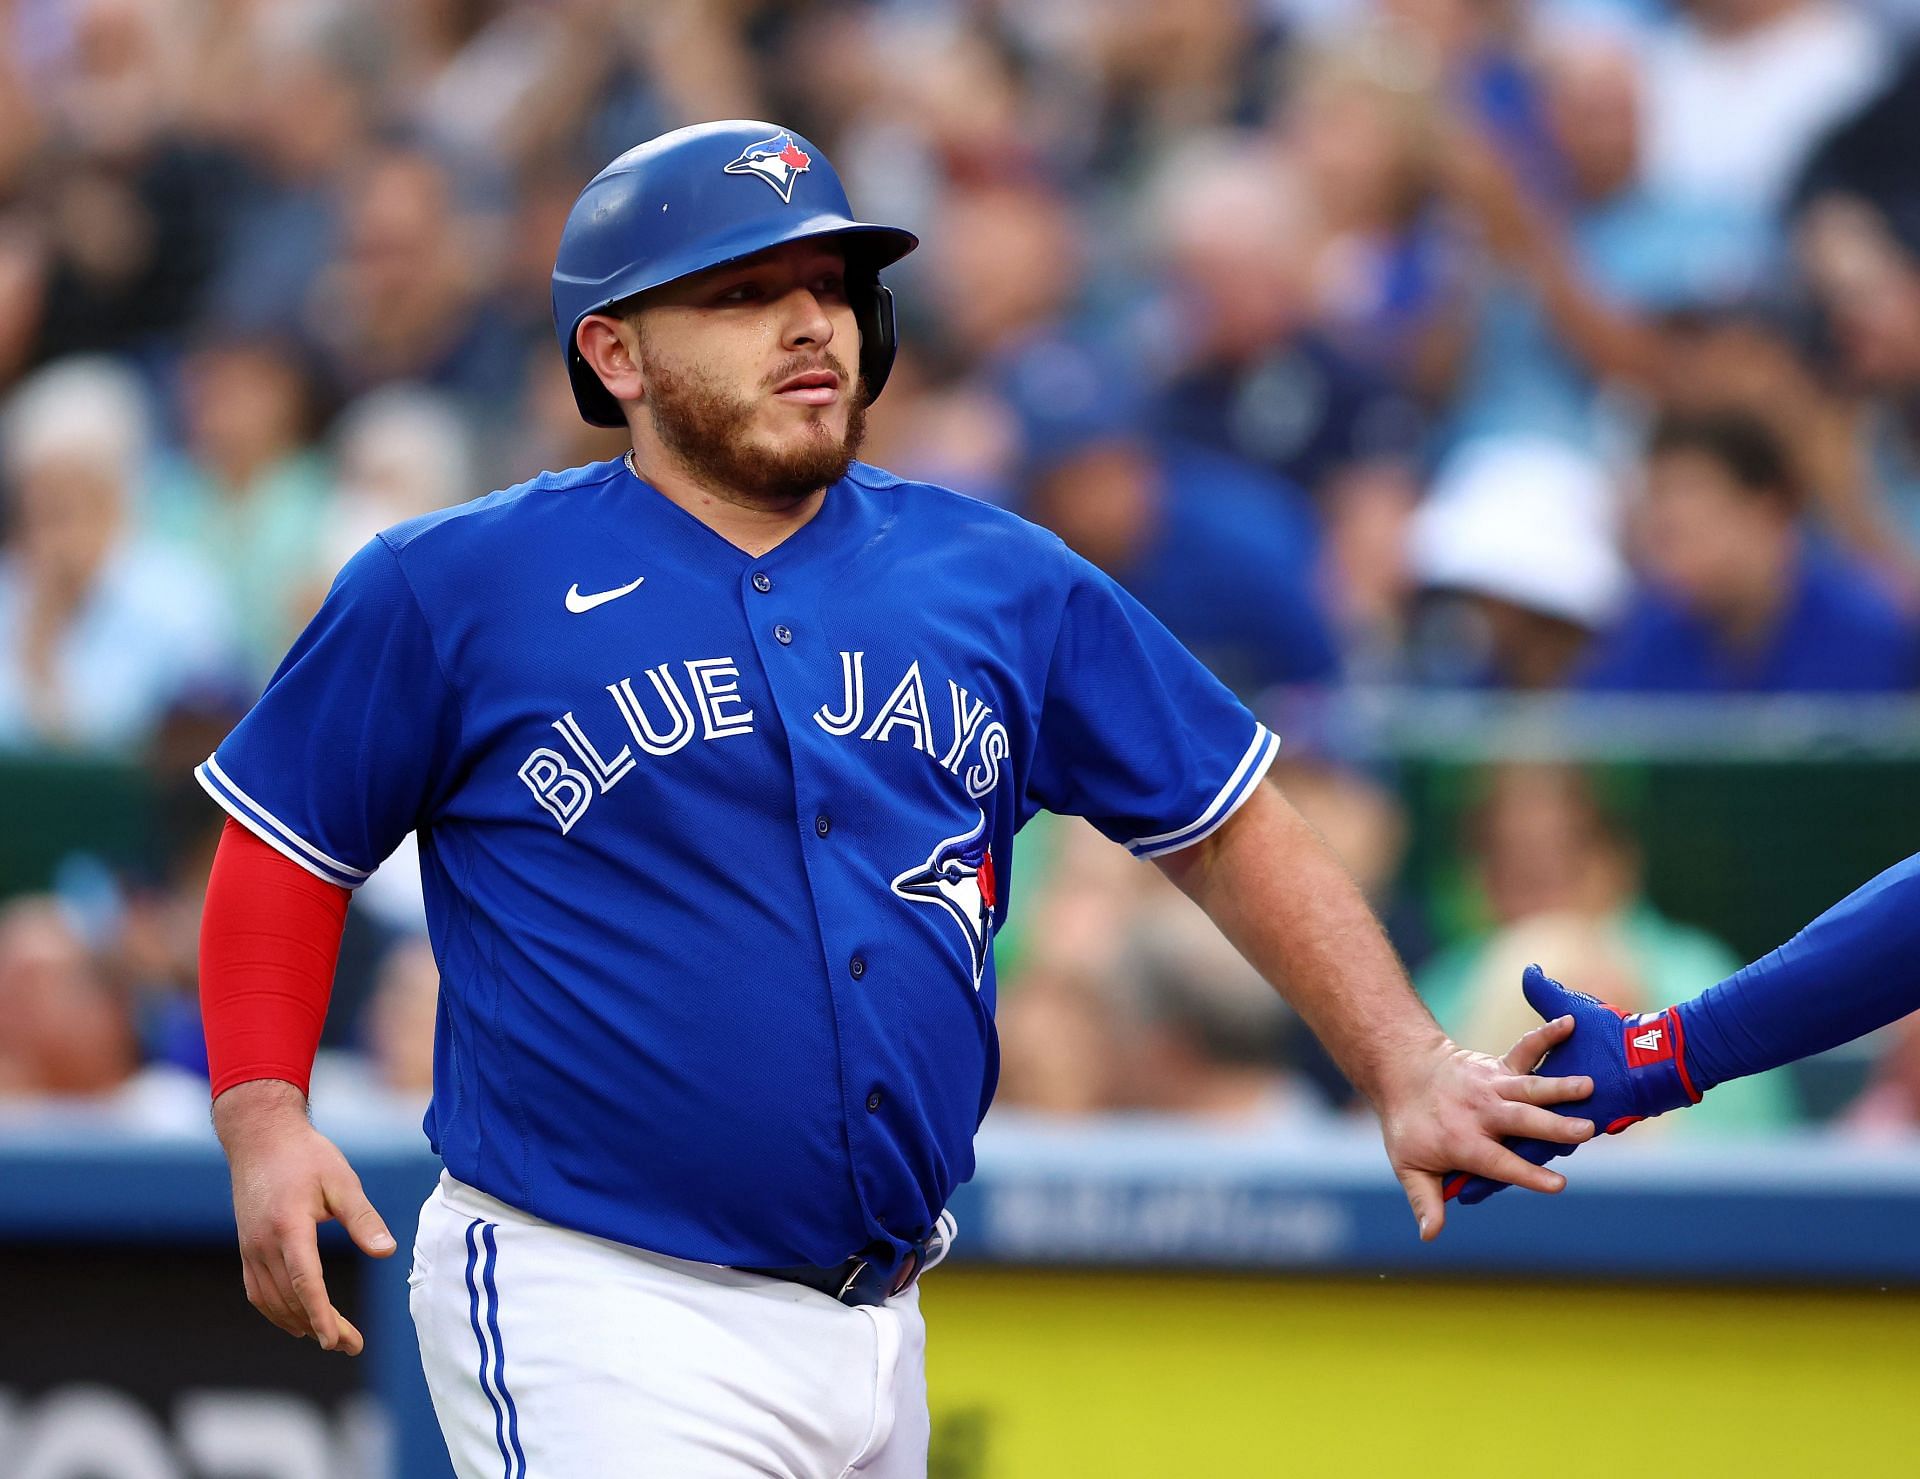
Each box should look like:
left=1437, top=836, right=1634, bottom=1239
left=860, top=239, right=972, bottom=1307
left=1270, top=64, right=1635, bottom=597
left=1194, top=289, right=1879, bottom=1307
left=1124, top=724, right=1280, bottom=860
left=195, top=755, right=371, bottom=890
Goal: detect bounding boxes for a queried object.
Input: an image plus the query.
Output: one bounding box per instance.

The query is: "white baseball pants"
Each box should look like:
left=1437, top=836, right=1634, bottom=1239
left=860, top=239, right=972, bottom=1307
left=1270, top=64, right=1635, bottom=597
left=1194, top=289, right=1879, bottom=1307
left=409, top=1173, right=931, bottom=1478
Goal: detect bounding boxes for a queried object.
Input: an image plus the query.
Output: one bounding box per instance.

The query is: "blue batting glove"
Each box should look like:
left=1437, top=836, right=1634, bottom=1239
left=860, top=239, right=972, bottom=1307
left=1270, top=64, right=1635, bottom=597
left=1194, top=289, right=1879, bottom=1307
left=1444, top=964, right=1704, bottom=1207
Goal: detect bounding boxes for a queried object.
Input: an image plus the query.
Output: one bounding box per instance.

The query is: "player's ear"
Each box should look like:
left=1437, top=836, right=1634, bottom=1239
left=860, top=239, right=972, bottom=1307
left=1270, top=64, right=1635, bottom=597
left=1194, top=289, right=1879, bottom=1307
left=575, top=314, right=646, bottom=406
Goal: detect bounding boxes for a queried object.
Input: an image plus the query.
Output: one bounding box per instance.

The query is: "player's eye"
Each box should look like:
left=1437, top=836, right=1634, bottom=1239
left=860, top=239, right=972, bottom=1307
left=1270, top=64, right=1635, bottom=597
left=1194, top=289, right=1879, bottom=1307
left=717, top=282, right=763, bottom=303
left=812, top=274, right=846, bottom=298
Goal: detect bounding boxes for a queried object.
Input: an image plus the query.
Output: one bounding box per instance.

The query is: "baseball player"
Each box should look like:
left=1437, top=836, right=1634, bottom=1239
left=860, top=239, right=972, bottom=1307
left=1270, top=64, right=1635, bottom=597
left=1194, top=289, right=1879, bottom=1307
left=1449, top=846, right=1920, bottom=1204
left=196, top=121, right=1594, bottom=1478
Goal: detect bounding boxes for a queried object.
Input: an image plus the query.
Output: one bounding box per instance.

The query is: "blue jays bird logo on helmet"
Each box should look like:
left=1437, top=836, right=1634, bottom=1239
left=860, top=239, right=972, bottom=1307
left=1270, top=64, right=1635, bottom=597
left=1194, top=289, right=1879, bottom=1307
left=892, top=811, right=997, bottom=989
left=724, top=132, right=813, bottom=203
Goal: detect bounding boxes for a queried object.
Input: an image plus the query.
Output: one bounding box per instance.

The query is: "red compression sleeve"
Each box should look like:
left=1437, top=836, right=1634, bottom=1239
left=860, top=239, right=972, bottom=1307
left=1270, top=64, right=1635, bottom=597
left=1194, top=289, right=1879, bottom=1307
left=199, top=817, right=352, bottom=1099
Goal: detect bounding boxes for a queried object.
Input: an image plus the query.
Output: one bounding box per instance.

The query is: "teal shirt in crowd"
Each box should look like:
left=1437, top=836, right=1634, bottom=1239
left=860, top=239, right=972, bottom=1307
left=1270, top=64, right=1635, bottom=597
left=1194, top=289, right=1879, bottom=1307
left=142, top=450, right=334, bottom=681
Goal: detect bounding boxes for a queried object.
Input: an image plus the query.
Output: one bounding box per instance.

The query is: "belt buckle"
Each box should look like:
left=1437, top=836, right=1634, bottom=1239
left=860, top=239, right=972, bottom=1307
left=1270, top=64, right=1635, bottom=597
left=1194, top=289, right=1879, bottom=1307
left=834, top=1257, right=870, bottom=1302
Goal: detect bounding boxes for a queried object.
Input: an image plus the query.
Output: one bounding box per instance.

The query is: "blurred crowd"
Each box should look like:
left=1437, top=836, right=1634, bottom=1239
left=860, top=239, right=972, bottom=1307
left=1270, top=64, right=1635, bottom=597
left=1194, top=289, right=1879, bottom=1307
left=5, top=0, right=1920, bottom=1136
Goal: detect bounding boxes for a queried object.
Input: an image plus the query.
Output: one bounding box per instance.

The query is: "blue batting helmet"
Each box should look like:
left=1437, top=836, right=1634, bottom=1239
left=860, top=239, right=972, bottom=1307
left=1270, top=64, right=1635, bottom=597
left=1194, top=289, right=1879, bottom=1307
left=551, top=120, right=919, bottom=427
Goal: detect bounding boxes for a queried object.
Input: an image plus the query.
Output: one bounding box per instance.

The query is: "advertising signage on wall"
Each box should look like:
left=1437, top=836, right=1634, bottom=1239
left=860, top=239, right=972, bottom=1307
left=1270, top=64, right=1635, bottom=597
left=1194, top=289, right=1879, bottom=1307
left=0, top=1245, right=387, bottom=1479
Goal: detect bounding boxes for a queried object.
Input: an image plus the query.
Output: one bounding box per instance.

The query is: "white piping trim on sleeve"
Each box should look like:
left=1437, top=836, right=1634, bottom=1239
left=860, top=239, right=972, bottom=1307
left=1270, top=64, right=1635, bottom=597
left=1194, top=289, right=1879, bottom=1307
left=195, top=757, right=369, bottom=889
left=1126, top=724, right=1280, bottom=860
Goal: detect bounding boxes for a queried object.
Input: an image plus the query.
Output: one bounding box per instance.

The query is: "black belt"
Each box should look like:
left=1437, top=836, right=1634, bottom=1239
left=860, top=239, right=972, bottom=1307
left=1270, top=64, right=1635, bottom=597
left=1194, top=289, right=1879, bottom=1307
left=738, top=1216, right=949, bottom=1308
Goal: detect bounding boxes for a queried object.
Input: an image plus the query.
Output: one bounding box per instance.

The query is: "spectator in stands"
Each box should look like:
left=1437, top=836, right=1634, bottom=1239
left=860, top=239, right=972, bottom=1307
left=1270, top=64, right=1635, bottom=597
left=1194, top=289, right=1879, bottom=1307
left=307, top=935, right=443, bottom=1125
left=1642, top=0, right=1885, bottom=222
left=1580, top=409, right=1919, bottom=692
left=1120, top=891, right=1329, bottom=1125
left=199, top=10, right=371, bottom=337
left=1320, top=460, right=1421, bottom=684
left=994, top=818, right=1329, bottom=1123
left=1278, top=40, right=1461, bottom=395
left=990, top=811, right=1141, bottom=1117
left=1389, top=0, right=1557, bottom=194
left=0, top=357, right=238, bottom=752
left=17, top=0, right=242, bottom=365
left=855, top=350, right=1022, bottom=505
left=389, top=0, right=601, bottom=171
left=361, top=937, right=440, bottom=1101
left=478, top=167, right=627, bottom=482
left=143, top=338, right=331, bottom=679
left=0, top=219, right=42, bottom=394
left=991, top=961, right=1130, bottom=1117
left=1004, top=338, right=1340, bottom=697
left=312, top=383, right=478, bottom=583
left=1417, top=763, right=1797, bottom=1133
left=0, top=897, right=136, bottom=1098
left=1649, top=304, right=1906, bottom=601
left=1793, top=49, right=1920, bottom=579
left=1842, top=1010, right=1920, bottom=1136
left=507, top=334, right=633, bottom=486
left=1439, top=22, right=1768, bottom=453
left=1057, top=0, right=1290, bottom=169
left=300, top=141, right=521, bottom=419
left=107, top=684, right=253, bottom=1080
left=924, top=179, right=1084, bottom=369
left=1407, top=437, right=1628, bottom=688
left=1141, top=133, right=1425, bottom=502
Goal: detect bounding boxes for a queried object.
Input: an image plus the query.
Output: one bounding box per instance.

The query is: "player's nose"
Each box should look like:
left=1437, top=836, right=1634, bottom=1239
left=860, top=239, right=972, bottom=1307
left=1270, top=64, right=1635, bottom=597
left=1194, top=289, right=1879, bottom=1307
left=777, top=284, right=835, bottom=350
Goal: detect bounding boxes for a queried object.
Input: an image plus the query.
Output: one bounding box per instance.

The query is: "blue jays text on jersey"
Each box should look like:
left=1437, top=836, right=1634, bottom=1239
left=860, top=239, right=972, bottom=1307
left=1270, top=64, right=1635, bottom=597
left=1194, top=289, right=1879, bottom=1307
left=196, top=457, right=1279, bottom=1272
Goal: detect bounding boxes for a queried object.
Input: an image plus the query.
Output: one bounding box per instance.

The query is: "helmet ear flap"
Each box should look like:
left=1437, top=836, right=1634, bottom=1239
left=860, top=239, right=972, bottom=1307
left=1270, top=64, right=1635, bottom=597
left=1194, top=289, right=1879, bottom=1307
left=570, top=343, right=627, bottom=428
left=568, top=305, right=637, bottom=428
left=856, top=280, right=899, bottom=404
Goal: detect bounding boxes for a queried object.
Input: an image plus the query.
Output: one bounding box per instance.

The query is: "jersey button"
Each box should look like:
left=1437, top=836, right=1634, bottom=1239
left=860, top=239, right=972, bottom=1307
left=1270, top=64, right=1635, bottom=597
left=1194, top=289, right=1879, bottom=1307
left=866, top=1090, right=883, bottom=1112
left=774, top=623, right=793, bottom=645
left=814, top=814, right=831, bottom=837
left=849, top=955, right=866, bottom=979
left=751, top=571, right=772, bottom=593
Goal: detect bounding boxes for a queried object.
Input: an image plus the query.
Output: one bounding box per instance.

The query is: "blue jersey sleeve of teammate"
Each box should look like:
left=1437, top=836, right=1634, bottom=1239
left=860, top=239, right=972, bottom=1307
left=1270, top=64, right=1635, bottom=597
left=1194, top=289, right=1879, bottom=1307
left=195, top=535, right=463, bottom=887
left=1452, top=850, right=1920, bottom=1204
left=1682, top=849, right=1920, bottom=1083
left=1025, top=554, right=1279, bottom=857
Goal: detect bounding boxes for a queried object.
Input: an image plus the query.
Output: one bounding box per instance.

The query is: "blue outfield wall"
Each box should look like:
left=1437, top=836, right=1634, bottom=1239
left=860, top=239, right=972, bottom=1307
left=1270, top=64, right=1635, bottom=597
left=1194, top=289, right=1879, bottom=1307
left=5, top=1111, right=1920, bottom=1475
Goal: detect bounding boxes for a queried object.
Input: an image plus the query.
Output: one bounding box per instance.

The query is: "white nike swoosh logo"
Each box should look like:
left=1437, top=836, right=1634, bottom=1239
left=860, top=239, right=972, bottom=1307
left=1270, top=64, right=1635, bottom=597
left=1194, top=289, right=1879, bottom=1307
left=565, top=576, right=646, bottom=613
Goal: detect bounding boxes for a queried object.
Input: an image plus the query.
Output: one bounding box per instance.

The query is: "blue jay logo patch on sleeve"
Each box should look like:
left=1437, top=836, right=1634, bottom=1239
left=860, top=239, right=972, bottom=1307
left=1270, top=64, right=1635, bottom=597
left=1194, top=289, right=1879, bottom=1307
left=891, top=811, right=997, bottom=988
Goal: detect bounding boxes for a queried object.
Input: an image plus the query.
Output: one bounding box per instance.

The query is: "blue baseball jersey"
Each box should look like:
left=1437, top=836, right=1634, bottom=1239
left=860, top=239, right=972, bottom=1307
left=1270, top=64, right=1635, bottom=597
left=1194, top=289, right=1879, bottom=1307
left=197, top=457, right=1278, bottom=1269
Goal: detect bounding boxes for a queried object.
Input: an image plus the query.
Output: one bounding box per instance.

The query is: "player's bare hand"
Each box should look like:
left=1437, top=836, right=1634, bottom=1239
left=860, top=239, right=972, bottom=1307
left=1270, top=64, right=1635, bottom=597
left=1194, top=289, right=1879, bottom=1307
left=1374, top=1018, right=1596, bottom=1243
left=213, top=1079, right=396, bottom=1355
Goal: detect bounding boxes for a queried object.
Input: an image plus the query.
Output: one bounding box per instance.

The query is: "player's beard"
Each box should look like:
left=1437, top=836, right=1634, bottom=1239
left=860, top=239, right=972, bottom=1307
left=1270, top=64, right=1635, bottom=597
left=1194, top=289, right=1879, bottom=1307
left=638, top=341, right=868, bottom=509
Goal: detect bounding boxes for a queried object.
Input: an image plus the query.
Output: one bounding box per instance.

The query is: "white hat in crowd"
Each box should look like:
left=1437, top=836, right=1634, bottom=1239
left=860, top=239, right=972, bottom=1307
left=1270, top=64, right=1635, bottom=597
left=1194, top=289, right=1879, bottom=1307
left=0, top=355, right=154, bottom=490
left=1409, top=436, right=1629, bottom=630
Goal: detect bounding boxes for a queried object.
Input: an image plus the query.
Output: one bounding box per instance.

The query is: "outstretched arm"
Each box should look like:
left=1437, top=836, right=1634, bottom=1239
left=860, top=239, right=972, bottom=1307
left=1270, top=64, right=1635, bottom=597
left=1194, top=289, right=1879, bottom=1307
left=1453, top=849, right=1920, bottom=1204
left=1684, top=851, right=1920, bottom=1085
left=1155, top=780, right=1595, bottom=1238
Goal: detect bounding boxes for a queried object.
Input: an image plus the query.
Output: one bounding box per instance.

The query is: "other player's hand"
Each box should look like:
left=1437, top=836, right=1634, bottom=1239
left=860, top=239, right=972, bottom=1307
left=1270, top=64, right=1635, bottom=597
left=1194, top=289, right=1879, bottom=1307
left=212, top=1079, right=396, bottom=1355
left=1445, top=965, right=1704, bottom=1209
left=1376, top=1011, right=1595, bottom=1242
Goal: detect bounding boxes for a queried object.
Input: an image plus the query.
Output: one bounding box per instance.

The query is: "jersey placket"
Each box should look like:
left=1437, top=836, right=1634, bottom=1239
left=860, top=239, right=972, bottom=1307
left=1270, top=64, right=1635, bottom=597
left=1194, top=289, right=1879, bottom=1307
left=738, top=544, right=918, bottom=1263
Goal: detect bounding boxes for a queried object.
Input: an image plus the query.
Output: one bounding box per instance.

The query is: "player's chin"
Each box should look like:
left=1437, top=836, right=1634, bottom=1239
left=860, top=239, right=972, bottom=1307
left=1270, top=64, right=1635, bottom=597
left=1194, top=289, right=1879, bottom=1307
left=761, top=401, right=849, bottom=446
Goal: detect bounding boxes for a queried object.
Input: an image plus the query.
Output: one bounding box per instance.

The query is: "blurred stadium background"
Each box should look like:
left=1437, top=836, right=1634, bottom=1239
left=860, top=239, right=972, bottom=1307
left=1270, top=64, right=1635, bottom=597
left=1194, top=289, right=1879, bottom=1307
left=4, top=0, right=1920, bottom=1474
